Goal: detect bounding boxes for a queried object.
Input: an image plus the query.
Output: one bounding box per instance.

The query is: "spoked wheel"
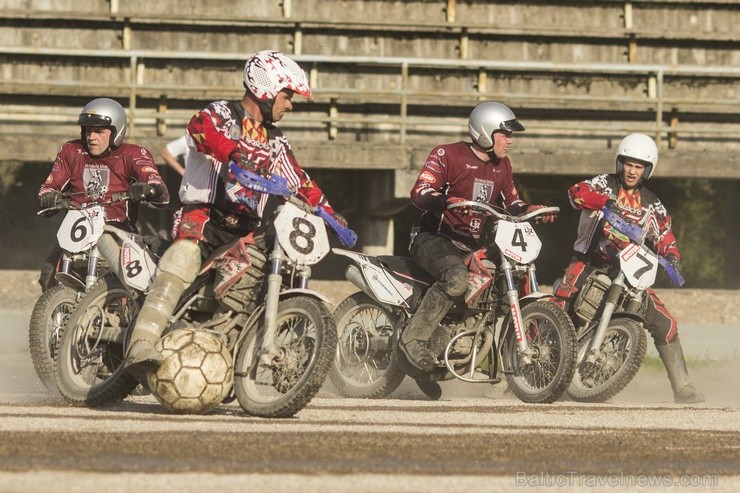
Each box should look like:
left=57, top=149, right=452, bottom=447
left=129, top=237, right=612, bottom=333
left=567, top=319, right=647, bottom=402
left=501, top=300, right=577, bottom=404
left=54, top=274, right=139, bottom=407
left=234, top=296, right=336, bottom=418
left=29, top=285, right=79, bottom=393
left=329, top=292, right=405, bottom=398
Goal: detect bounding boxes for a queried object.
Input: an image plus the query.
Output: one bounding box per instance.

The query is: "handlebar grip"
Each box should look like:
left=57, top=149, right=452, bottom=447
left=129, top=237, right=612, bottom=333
left=315, top=207, right=358, bottom=248
left=229, top=162, right=292, bottom=198
left=658, top=256, right=686, bottom=287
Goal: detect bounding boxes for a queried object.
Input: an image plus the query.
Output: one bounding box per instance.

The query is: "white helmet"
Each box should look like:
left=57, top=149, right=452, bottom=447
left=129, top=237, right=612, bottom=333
left=468, top=101, right=525, bottom=149
left=77, top=97, right=127, bottom=148
left=243, top=50, right=312, bottom=101
left=615, top=133, right=659, bottom=180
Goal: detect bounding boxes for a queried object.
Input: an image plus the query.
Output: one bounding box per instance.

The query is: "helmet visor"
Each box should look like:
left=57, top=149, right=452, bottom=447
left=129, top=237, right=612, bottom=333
left=77, top=113, right=113, bottom=128
left=500, top=119, right=525, bottom=132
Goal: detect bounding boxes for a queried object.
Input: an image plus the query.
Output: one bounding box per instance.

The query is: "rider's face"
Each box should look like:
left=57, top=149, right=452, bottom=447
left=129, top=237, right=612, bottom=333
left=491, top=130, right=513, bottom=158
left=621, top=159, right=646, bottom=189
left=272, top=90, right=294, bottom=123
left=84, top=127, right=112, bottom=156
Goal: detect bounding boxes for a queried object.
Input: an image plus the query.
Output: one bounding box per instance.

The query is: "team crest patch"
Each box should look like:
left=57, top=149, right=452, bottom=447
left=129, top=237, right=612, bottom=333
left=472, top=180, right=494, bottom=202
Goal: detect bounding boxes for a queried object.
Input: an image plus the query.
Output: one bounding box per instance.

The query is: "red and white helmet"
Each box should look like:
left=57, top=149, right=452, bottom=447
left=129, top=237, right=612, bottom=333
left=243, top=50, right=312, bottom=101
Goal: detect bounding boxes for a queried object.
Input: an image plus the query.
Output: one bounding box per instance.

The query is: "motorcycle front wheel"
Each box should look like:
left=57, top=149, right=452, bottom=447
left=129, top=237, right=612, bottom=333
left=501, top=300, right=577, bottom=404
left=329, top=292, right=405, bottom=399
left=567, top=318, right=647, bottom=403
left=54, top=274, right=139, bottom=407
left=29, top=284, right=79, bottom=393
left=233, top=296, right=336, bottom=418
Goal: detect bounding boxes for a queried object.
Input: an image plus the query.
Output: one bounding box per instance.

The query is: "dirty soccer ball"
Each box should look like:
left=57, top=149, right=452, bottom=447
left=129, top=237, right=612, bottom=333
left=147, top=328, right=233, bottom=414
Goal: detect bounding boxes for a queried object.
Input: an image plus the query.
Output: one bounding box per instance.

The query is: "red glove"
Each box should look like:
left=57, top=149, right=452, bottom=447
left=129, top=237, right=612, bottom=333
left=446, top=196, right=472, bottom=216
left=526, top=205, right=557, bottom=224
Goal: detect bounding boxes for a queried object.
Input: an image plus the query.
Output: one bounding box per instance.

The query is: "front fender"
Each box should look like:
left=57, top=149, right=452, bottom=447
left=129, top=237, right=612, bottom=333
left=280, top=288, right=333, bottom=307
left=518, top=291, right=551, bottom=307
left=612, top=311, right=645, bottom=325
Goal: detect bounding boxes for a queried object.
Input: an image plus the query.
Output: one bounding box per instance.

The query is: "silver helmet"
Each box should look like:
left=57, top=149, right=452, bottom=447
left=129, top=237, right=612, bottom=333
left=77, top=98, right=128, bottom=148
left=468, top=101, right=525, bottom=149
left=615, top=133, right=658, bottom=180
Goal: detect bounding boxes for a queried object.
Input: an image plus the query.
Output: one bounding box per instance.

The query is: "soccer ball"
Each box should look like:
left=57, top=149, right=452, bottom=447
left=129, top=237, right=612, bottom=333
left=147, top=328, right=233, bottom=414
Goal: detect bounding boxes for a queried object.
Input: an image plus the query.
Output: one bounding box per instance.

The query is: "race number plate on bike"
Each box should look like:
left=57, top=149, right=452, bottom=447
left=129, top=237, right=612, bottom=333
left=57, top=207, right=105, bottom=253
left=619, top=243, right=658, bottom=290
left=118, top=233, right=158, bottom=292
left=274, top=202, right=330, bottom=266
left=494, top=220, right=542, bottom=264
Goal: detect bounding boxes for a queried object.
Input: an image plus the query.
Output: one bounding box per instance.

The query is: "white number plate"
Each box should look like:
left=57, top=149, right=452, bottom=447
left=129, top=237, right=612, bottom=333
left=57, top=207, right=106, bottom=253
left=495, top=220, right=541, bottom=264
left=274, top=202, right=330, bottom=265
left=619, top=243, right=658, bottom=289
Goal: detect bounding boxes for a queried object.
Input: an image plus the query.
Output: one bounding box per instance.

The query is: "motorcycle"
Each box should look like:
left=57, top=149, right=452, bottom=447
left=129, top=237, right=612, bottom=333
left=29, top=194, right=160, bottom=393
left=55, top=164, right=357, bottom=417
left=329, top=201, right=577, bottom=403
left=563, top=206, right=685, bottom=402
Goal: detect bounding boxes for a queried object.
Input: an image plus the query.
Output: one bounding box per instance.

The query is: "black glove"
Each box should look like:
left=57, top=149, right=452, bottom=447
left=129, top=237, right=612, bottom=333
left=230, top=150, right=271, bottom=178
left=665, top=253, right=682, bottom=275
left=39, top=190, right=70, bottom=210
left=129, top=182, right=157, bottom=202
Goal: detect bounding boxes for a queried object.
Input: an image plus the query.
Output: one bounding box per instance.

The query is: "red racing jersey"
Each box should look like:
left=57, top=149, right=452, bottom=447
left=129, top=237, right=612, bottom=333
left=410, top=141, right=528, bottom=251
left=568, top=173, right=680, bottom=262
left=39, top=140, right=169, bottom=226
left=183, top=100, right=334, bottom=220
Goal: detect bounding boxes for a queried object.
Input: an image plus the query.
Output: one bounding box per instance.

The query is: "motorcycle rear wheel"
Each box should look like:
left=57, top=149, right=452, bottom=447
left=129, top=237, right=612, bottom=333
left=329, top=292, right=405, bottom=398
left=29, top=284, right=79, bottom=393
left=567, top=318, right=647, bottom=403
left=54, top=274, right=139, bottom=407
left=501, top=300, right=577, bottom=404
left=234, top=296, right=336, bottom=418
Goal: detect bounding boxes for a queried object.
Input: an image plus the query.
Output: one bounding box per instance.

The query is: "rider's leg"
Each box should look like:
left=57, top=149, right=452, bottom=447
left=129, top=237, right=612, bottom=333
left=646, top=290, right=705, bottom=404
left=399, top=233, right=468, bottom=371
left=124, top=239, right=201, bottom=375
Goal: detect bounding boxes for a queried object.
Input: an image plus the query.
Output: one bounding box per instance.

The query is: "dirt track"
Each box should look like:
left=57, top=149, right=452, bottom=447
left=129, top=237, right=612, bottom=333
left=1, top=270, right=739, bottom=492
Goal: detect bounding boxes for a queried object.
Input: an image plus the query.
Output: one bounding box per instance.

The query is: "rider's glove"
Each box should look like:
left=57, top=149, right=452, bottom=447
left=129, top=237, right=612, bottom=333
left=129, top=182, right=157, bottom=202
left=526, top=204, right=556, bottom=224
left=665, top=253, right=682, bottom=276
left=332, top=212, right=348, bottom=229
left=39, top=190, right=70, bottom=210
left=445, top=196, right=472, bottom=216
left=230, top=150, right=272, bottom=179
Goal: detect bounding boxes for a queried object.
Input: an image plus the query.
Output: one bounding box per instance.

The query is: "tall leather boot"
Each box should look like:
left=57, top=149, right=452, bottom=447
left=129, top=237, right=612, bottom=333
left=656, top=339, right=705, bottom=404
left=398, top=284, right=454, bottom=372
left=124, top=272, right=186, bottom=376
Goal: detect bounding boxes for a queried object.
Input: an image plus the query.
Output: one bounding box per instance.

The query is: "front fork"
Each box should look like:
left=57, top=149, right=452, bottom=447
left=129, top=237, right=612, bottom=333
left=585, top=272, right=625, bottom=363
left=501, top=254, right=535, bottom=365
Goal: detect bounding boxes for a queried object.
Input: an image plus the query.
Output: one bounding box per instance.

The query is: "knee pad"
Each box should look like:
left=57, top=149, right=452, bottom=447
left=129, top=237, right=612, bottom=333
left=158, top=239, right=201, bottom=285
left=439, top=267, right=469, bottom=298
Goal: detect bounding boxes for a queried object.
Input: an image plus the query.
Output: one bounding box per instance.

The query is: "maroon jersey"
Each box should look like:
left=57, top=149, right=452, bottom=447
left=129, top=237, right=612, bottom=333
left=410, top=141, right=528, bottom=251
left=39, top=140, right=169, bottom=226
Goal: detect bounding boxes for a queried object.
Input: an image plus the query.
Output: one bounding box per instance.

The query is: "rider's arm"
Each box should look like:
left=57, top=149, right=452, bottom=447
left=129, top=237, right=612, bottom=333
left=38, top=143, right=74, bottom=203
left=651, top=198, right=681, bottom=260
left=498, top=160, right=528, bottom=215
left=409, top=147, right=448, bottom=211
left=568, top=174, right=612, bottom=211
left=186, top=101, right=240, bottom=166
left=128, top=146, right=170, bottom=207
left=280, top=137, right=336, bottom=215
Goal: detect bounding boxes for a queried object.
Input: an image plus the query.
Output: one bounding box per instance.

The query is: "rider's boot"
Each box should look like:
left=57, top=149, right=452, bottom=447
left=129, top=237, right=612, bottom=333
left=124, top=240, right=200, bottom=378
left=656, top=339, right=705, bottom=404
left=398, top=284, right=454, bottom=372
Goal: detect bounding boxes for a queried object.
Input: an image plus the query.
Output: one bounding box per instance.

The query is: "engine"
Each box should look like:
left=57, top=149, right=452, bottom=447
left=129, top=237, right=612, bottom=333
left=573, top=271, right=611, bottom=325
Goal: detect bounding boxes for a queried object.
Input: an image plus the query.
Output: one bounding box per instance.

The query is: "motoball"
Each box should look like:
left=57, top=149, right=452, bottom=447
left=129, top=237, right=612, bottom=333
left=147, top=328, right=234, bottom=414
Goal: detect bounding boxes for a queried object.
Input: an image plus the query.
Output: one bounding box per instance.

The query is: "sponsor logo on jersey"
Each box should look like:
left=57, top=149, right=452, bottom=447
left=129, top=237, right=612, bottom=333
left=419, top=171, right=436, bottom=183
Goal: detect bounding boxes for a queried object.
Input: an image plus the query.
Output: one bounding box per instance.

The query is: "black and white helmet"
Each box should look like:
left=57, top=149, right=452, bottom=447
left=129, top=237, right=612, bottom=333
left=77, top=98, right=127, bottom=148
left=615, top=133, right=659, bottom=180
left=468, top=101, right=525, bottom=149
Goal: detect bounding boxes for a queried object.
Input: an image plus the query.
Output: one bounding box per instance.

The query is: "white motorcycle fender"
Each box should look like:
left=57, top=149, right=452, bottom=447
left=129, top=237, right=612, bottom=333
left=333, top=248, right=413, bottom=307
left=279, top=288, right=333, bottom=307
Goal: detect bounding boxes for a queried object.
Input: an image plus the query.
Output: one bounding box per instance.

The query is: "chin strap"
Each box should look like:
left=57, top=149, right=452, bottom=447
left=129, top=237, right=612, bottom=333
left=257, top=99, right=275, bottom=125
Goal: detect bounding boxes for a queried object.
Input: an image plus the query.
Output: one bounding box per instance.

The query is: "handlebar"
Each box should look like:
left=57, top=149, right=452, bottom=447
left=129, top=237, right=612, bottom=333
left=37, top=191, right=130, bottom=216
left=230, top=162, right=358, bottom=248
left=446, top=200, right=559, bottom=223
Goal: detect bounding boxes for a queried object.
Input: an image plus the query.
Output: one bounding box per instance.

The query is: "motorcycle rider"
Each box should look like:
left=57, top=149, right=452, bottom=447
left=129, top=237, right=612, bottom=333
left=124, top=50, right=346, bottom=376
left=553, top=133, right=705, bottom=404
left=399, top=101, right=555, bottom=372
left=37, top=97, right=170, bottom=291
